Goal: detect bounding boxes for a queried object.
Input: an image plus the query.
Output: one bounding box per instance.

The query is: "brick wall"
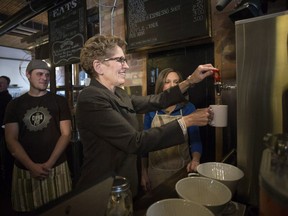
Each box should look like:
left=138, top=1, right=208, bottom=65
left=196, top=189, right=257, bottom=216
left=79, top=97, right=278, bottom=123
left=91, top=0, right=148, bottom=95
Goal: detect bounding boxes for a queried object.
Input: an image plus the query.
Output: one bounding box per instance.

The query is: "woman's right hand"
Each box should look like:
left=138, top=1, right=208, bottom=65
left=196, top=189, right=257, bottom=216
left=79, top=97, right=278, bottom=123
left=179, top=64, right=216, bottom=92
left=186, top=64, right=216, bottom=85
left=182, top=107, right=213, bottom=127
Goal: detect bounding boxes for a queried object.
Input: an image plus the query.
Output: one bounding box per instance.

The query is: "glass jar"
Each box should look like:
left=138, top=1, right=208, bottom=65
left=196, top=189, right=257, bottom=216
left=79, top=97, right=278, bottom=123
left=105, top=176, right=133, bottom=216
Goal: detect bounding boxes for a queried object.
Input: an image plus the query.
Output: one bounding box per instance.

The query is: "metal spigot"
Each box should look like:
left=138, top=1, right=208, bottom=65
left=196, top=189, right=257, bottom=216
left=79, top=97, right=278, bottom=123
left=215, top=82, right=237, bottom=96
left=212, top=69, right=237, bottom=96
left=214, top=82, right=223, bottom=96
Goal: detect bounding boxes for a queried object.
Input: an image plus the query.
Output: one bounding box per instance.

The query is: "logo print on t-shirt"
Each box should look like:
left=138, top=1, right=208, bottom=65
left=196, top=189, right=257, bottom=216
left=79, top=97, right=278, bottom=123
left=23, top=106, right=52, bottom=131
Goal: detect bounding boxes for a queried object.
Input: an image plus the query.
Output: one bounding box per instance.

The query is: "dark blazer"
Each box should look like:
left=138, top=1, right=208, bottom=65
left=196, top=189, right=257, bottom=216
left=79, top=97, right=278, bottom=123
left=76, top=78, right=186, bottom=195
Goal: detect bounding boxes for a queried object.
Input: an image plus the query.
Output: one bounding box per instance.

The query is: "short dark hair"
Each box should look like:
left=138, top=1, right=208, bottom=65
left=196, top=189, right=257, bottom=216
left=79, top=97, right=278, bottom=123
left=0, top=76, right=11, bottom=85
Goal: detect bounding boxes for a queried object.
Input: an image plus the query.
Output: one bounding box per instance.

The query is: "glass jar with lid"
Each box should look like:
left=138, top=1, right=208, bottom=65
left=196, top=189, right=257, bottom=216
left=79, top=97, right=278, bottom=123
left=106, top=176, right=133, bottom=216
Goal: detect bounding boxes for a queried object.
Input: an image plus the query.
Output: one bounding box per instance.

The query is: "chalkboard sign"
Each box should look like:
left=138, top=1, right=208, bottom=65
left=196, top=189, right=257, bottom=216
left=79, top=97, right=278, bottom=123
left=48, top=0, right=86, bottom=66
left=124, top=0, right=211, bottom=52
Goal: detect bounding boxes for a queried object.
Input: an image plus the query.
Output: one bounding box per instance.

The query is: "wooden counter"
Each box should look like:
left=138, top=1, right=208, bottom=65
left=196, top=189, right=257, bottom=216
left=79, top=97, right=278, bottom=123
left=133, top=167, right=187, bottom=216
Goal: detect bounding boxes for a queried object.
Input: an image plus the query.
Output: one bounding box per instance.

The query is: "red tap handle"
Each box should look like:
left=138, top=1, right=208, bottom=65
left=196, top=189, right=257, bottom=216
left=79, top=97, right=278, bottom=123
left=212, top=69, right=221, bottom=82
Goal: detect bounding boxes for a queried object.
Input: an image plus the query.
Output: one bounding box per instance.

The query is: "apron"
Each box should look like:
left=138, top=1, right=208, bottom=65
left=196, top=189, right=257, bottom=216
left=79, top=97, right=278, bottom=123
left=11, top=161, right=72, bottom=212
left=148, top=110, right=191, bottom=189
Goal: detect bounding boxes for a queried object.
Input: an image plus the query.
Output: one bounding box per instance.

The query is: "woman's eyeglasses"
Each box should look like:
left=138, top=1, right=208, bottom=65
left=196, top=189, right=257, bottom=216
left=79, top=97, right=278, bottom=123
left=103, top=56, right=127, bottom=64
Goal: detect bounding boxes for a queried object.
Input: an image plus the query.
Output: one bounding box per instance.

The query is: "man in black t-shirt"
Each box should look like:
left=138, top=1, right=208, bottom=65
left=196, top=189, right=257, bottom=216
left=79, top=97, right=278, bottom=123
left=4, top=60, right=72, bottom=213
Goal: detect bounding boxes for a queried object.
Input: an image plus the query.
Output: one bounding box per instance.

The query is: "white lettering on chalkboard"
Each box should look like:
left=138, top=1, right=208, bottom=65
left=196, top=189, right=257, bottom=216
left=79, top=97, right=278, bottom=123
left=147, top=21, right=158, bottom=29
left=128, top=1, right=181, bottom=39
left=128, top=0, right=146, bottom=39
left=192, top=0, right=205, bottom=22
left=149, top=8, right=169, bottom=19
left=52, top=0, right=78, bottom=18
left=170, top=5, right=181, bottom=13
left=52, top=33, right=84, bottom=65
left=125, top=0, right=209, bottom=51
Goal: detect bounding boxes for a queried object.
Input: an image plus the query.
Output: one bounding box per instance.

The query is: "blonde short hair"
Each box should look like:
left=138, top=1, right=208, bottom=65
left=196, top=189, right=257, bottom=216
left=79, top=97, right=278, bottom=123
left=80, top=35, right=126, bottom=77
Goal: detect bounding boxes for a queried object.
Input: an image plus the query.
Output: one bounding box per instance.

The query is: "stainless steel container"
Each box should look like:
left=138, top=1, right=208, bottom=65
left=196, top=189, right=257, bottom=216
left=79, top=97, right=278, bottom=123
left=236, top=11, right=288, bottom=206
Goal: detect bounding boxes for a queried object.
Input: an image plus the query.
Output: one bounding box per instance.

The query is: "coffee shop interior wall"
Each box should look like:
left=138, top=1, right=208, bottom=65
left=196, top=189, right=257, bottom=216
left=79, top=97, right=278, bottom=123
left=0, top=0, right=287, bottom=162
left=97, top=0, right=287, bottom=162
left=96, top=0, right=287, bottom=162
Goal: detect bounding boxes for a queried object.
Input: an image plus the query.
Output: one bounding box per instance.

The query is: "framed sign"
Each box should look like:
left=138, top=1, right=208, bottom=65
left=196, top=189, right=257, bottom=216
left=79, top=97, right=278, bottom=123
left=124, top=0, right=211, bottom=52
left=48, top=0, right=87, bottom=66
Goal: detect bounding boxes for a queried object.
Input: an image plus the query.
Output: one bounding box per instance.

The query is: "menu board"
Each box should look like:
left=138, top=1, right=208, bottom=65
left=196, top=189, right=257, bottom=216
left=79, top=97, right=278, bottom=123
left=48, top=0, right=86, bottom=66
left=124, top=0, right=211, bottom=52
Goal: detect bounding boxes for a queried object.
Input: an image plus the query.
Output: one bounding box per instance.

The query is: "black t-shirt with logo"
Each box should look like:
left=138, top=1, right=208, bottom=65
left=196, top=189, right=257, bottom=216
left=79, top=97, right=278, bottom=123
left=4, top=92, right=71, bottom=169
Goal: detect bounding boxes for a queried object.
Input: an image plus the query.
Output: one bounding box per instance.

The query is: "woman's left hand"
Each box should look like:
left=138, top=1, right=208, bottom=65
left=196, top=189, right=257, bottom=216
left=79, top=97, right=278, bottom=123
left=186, top=160, right=200, bottom=172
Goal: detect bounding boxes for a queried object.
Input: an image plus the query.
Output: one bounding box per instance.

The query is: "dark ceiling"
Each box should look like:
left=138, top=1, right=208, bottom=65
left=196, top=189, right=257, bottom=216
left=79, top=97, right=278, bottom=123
left=1, top=0, right=286, bottom=51
left=0, top=0, right=66, bottom=50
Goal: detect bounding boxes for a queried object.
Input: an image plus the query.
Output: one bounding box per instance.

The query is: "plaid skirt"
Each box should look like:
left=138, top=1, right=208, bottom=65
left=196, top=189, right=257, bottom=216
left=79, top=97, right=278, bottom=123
left=11, top=161, right=72, bottom=212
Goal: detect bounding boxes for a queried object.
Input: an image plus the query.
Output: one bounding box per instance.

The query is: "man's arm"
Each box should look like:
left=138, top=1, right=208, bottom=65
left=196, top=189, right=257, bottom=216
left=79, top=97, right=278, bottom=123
left=5, top=122, right=50, bottom=179
left=43, top=119, right=72, bottom=169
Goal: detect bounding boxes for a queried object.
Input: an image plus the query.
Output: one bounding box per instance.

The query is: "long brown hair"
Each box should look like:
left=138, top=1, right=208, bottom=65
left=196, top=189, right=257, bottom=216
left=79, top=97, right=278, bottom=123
left=154, top=68, right=183, bottom=94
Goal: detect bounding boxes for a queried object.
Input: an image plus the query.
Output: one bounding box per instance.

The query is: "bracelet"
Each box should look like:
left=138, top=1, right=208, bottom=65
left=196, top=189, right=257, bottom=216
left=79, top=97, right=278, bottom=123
left=186, top=75, right=195, bottom=87
left=177, top=118, right=187, bottom=136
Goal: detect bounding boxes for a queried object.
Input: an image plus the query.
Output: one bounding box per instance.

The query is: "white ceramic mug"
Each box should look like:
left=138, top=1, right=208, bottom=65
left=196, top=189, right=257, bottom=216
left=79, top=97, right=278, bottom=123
left=209, top=105, right=228, bottom=127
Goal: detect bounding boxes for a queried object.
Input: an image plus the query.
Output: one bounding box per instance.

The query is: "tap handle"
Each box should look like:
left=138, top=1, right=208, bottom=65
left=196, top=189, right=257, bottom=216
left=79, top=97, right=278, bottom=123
left=212, top=69, right=221, bottom=82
